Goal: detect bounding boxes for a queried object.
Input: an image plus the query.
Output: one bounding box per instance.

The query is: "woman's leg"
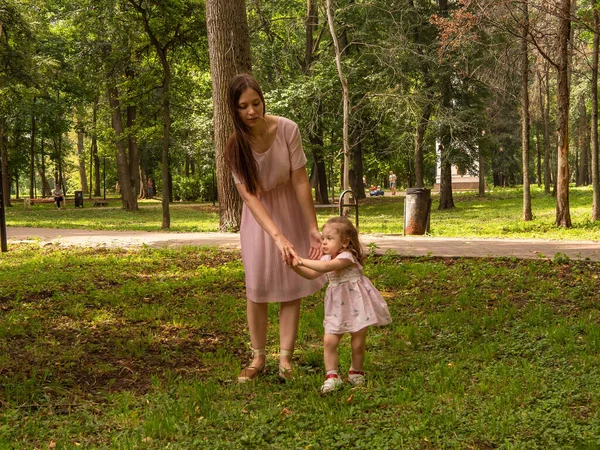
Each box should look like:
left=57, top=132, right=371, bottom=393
left=278, top=299, right=301, bottom=370
left=323, top=333, right=343, bottom=372
left=246, top=300, right=268, bottom=367
left=349, top=327, right=368, bottom=371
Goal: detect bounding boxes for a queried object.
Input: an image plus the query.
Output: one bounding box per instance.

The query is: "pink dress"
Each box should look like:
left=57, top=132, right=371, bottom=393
left=322, top=252, right=392, bottom=335
left=233, top=117, right=325, bottom=303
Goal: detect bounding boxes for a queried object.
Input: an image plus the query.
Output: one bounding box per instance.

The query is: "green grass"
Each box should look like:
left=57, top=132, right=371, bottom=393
left=7, top=185, right=600, bottom=240
left=2, top=245, right=600, bottom=448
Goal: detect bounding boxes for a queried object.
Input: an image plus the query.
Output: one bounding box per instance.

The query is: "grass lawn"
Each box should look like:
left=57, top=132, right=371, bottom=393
left=5, top=185, right=600, bottom=240
left=2, top=245, right=600, bottom=448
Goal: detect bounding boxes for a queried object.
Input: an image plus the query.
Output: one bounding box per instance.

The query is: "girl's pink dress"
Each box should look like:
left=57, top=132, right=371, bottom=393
left=321, top=252, right=392, bottom=334
left=233, top=117, right=325, bottom=303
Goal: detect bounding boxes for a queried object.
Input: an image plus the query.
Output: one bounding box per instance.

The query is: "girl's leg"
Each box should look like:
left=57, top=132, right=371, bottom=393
left=246, top=300, right=268, bottom=368
left=349, top=327, right=368, bottom=371
left=278, top=299, right=301, bottom=370
left=323, top=333, right=343, bottom=372
left=321, top=333, right=344, bottom=392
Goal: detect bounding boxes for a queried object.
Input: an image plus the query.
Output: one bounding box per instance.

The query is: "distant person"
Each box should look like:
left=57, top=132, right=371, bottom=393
left=52, top=186, right=64, bottom=209
left=362, top=175, right=367, bottom=188
left=147, top=178, right=154, bottom=198
left=389, top=171, right=397, bottom=196
left=291, top=216, right=392, bottom=393
left=115, top=181, right=120, bottom=193
left=369, top=185, right=384, bottom=196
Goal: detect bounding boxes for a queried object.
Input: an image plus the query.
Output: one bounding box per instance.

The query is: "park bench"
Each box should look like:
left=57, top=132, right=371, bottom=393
left=23, top=197, right=57, bottom=209
left=93, top=200, right=109, bottom=207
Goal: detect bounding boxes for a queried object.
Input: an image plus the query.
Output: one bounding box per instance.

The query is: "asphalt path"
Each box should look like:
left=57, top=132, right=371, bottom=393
left=5, top=226, right=600, bottom=261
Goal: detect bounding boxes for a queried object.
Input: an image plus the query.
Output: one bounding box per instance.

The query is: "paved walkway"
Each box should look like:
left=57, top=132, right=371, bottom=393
left=5, top=226, right=600, bottom=261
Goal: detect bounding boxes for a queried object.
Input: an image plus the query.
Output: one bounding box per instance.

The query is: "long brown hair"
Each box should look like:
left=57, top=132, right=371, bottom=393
left=325, top=216, right=364, bottom=264
left=224, top=73, right=266, bottom=195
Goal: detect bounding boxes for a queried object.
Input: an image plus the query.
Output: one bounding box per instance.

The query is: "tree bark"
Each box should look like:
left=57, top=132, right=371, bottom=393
left=326, top=0, right=351, bottom=191
left=521, top=0, right=532, bottom=221
left=478, top=151, right=485, bottom=197
left=593, top=1, right=600, bottom=221
left=539, top=69, right=551, bottom=194
left=76, top=108, right=89, bottom=194
left=303, top=0, right=329, bottom=203
left=206, top=0, right=252, bottom=231
left=556, top=0, right=572, bottom=227
left=92, top=98, right=101, bottom=197
left=108, top=86, right=138, bottom=211
left=577, top=94, right=589, bottom=186
left=29, top=98, right=35, bottom=199
left=0, top=119, right=10, bottom=207
left=127, top=104, right=140, bottom=199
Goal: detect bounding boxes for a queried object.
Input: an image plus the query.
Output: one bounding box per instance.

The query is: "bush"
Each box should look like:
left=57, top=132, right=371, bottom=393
left=171, top=174, right=216, bottom=202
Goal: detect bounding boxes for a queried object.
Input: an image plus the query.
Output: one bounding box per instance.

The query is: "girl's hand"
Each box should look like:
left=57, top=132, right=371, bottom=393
left=308, top=229, right=323, bottom=260
left=292, top=255, right=304, bottom=267
left=274, top=235, right=297, bottom=266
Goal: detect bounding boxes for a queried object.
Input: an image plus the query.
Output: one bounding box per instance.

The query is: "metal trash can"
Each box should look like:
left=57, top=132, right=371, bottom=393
left=403, top=188, right=431, bottom=235
left=74, top=190, right=84, bottom=208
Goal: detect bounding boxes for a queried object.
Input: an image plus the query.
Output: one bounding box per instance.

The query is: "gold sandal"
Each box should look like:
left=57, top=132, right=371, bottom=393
left=279, top=349, right=295, bottom=381
left=238, top=347, right=266, bottom=383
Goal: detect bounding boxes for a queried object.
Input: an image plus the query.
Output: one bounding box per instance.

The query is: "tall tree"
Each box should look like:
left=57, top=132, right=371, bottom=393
left=592, top=0, right=600, bottom=221
left=206, top=0, right=252, bottom=231
left=556, top=0, right=572, bottom=227
left=326, top=0, right=350, bottom=191
left=521, top=0, right=532, bottom=221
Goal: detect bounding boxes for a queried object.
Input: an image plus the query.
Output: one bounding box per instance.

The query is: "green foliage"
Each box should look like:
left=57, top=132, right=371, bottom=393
left=171, top=174, right=215, bottom=202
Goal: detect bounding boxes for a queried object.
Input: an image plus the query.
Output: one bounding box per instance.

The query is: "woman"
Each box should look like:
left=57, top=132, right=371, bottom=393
left=52, top=185, right=64, bottom=209
left=225, top=73, right=325, bottom=382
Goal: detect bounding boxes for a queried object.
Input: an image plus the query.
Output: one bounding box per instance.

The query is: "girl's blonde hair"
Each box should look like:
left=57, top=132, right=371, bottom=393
left=324, top=216, right=364, bottom=264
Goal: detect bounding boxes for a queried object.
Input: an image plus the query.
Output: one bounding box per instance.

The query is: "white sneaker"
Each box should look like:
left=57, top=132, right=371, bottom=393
left=321, top=374, right=343, bottom=393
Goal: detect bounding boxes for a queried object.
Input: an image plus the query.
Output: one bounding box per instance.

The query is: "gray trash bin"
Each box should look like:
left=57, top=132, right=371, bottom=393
left=74, top=190, right=84, bottom=208
left=403, top=188, right=431, bottom=235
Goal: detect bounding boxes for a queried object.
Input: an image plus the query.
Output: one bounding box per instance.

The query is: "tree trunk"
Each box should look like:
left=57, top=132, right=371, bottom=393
left=593, top=1, right=600, bottom=221
left=29, top=99, right=35, bottom=199
left=535, top=131, right=542, bottom=187
left=0, top=119, right=10, bottom=207
left=92, top=98, right=101, bottom=197
left=303, top=0, right=329, bottom=203
left=39, top=139, right=51, bottom=197
left=555, top=0, right=572, bottom=227
left=439, top=155, right=454, bottom=209
left=578, top=94, right=589, bottom=186
left=206, top=0, right=252, bottom=231
left=538, top=69, right=551, bottom=194
left=309, top=114, right=329, bottom=204
left=414, top=100, right=432, bottom=188
left=521, top=1, right=532, bottom=221
left=127, top=104, right=140, bottom=200
left=437, top=0, right=454, bottom=210
left=478, top=151, right=485, bottom=197
left=327, top=0, right=351, bottom=192
left=76, top=109, right=89, bottom=194
left=352, top=130, right=365, bottom=199
left=108, top=86, right=138, bottom=211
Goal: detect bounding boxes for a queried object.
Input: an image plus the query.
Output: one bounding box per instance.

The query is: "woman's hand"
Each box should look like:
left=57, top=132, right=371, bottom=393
left=308, top=229, right=323, bottom=260
left=274, top=235, right=297, bottom=266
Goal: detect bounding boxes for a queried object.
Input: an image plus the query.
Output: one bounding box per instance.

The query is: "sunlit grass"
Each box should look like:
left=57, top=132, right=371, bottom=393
left=6, top=185, right=600, bottom=240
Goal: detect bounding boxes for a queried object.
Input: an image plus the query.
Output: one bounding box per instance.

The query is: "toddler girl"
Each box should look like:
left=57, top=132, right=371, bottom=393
left=292, top=216, right=392, bottom=392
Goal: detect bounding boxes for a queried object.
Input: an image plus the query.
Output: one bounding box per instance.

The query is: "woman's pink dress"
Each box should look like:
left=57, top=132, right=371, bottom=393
left=233, top=117, right=325, bottom=303
left=321, top=252, right=392, bottom=335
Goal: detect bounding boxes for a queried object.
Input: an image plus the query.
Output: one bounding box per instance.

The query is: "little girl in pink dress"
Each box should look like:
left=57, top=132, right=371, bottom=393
left=292, top=216, right=392, bottom=392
